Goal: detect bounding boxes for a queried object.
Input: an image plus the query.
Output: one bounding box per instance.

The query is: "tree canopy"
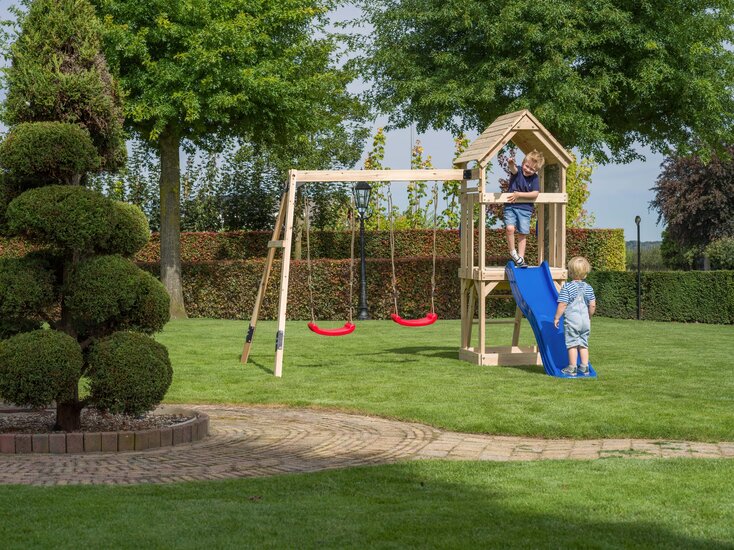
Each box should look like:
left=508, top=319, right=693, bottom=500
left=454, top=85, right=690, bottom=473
left=92, top=0, right=364, bottom=147
left=1, top=0, right=125, bottom=170
left=355, top=0, right=734, bottom=163
left=90, top=0, right=366, bottom=317
left=651, top=148, right=734, bottom=250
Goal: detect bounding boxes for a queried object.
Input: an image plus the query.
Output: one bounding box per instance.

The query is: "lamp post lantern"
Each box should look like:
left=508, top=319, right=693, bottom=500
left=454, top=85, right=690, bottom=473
left=635, top=215, right=641, bottom=320
left=354, top=182, right=372, bottom=320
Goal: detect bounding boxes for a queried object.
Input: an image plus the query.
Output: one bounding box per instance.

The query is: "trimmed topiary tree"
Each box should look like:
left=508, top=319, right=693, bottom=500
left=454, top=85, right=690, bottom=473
left=0, top=0, right=171, bottom=431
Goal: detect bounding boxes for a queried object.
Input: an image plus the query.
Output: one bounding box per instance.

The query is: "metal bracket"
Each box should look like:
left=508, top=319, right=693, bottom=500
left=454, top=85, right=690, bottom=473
left=246, top=325, right=255, bottom=343
left=463, top=169, right=473, bottom=180
left=275, top=330, right=284, bottom=351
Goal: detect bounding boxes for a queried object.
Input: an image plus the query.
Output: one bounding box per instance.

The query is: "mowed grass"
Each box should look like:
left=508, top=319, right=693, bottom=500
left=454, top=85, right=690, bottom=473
left=0, top=460, right=731, bottom=549
left=158, top=317, right=734, bottom=442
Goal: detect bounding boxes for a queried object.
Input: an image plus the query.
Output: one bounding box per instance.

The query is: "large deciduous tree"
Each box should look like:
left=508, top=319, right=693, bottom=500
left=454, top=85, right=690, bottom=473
left=91, top=0, right=365, bottom=317
left=650, top=149, right=734, bottom=254
left=356, top=0, right=734, bottom=162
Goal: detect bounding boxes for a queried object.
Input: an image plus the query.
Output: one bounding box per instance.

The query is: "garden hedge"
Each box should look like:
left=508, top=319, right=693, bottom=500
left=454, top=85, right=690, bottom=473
left=131, top=227, right=625, bottom=270
left=586, top=270, right=734, bottom=324
left=137, top=260, right=733, bottom=324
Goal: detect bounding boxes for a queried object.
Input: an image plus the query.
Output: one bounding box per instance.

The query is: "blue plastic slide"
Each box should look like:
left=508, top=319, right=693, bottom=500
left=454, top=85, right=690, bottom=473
left=505, top=261, right=597, bottom=379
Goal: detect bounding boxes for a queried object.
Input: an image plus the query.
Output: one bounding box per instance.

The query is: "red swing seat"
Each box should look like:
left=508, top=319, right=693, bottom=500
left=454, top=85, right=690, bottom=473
left=390, top=312, right=438, bottom=327
left=307, top=321, right=356, bottom=336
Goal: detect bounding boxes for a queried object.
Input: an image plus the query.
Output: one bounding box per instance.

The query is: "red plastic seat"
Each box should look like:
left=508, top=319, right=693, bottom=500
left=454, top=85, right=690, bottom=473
left=390, top=312, right=438, bottom=327
left=307, top=322, right=356, bottom=336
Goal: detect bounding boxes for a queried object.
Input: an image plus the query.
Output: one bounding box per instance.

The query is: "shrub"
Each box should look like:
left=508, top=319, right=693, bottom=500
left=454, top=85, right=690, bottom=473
left=706, top=237, right=734, bottom=270
left=587, top=270, right=734, bottom=324
left=102, top=201, right=151, bottom=257
left=124, top=272, right=170, bottom=334
left=0, top=256, right=55, bottom=322
left=0, top=319, right=44, bottom=341
left=132, top=228, right=626, bottom=270
left=0, top=122, right=100, bottom=185
left=64, top=255, right=169, bottom=335
left=3, top=0, right=125, bottom=171
left=0, top=329, right=83, bottom=408
left=87, top=332, right=172, bottom=416
left=7, top=185, right=113, bottom=252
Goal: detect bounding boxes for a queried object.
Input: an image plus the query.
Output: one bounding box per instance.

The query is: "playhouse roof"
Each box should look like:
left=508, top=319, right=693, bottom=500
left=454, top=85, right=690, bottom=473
left=454, top=110, right=573, bottom=168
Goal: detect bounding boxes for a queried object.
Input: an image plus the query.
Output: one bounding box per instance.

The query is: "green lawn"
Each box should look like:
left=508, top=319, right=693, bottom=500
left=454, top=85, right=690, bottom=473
left=2, top=317, right=732, bottom=548
left=158, top=317, right=734, bottom=442
left=0, top=460, right=731, bottom=549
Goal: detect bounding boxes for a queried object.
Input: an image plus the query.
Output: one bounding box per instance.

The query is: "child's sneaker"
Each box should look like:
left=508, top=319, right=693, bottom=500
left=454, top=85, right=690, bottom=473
left=578, top=364, right=590, bottom=376
left=513, top=256, right=526, bottom=267
left=561, top=365, right=577, bottom=377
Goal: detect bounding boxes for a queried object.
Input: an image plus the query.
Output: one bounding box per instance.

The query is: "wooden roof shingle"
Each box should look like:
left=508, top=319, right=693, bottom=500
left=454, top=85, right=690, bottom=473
left=454, top=110, right=573, bottom=168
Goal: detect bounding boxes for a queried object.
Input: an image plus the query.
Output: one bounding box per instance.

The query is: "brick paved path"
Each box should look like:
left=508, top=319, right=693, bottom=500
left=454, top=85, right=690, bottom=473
left=1, top=405, right=732, bottom=486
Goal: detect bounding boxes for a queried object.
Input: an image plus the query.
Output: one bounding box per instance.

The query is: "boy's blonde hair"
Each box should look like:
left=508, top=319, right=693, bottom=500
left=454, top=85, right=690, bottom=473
left=525, top=150, right=546, bottom=171
left=568, top=256, right=591, bottom=280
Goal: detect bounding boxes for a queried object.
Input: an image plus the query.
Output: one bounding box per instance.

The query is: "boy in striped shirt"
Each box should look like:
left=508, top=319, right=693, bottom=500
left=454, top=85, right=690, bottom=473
left=554, top=256, right=597, bottom=376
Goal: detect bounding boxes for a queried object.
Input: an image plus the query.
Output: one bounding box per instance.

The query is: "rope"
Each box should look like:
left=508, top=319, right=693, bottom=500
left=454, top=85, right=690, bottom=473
left=430, top=181, right=438, bottom=314
left=348, top=188, right=356, bottom=324
left=387, top=186, right=399, bottom=315
left=304, top=187, right=316, bottom=324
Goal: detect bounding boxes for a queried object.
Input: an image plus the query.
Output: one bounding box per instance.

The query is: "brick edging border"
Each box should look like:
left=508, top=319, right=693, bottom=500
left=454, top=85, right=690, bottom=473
left=0, top=411, right=209, bottom=454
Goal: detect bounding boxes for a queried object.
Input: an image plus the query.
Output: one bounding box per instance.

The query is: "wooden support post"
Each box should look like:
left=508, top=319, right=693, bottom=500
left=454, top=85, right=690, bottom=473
left=478, top=166, right=486, bottom=270
left=560, top=167, right=567, bottom=268
left=273, top=171, right=298, bottom=377
left=466, top=195, right=477, bottom=268
left=477, top=281, right=486, bottom=353
left=537, top=169, right=545, bottom=265
left=549, top=202, right=557, bottom=267
left=240, top=191, right=289, bottom=364
left=511, top=306, right=523, bottom=346
left=465, top=283, right=477, bottom=347
left=460, top=278, right=469, bottom=348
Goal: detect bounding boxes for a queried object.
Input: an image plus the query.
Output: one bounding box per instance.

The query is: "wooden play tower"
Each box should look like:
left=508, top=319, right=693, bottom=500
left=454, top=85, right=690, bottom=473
left=454, top=110, right=573, bottom=367
left=241, top=109, right=572, bottom=376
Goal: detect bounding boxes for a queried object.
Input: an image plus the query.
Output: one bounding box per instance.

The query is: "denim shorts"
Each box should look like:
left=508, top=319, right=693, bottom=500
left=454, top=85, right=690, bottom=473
left=564, top=324, right=590, bottom=349
left=504, top=206, right=532, bottom=235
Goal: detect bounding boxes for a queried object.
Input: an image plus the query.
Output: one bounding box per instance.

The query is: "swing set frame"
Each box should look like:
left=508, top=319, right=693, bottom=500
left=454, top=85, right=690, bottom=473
left=240, top=168, right=480, bottom=377
left=241, top=109, right=572, bottom=377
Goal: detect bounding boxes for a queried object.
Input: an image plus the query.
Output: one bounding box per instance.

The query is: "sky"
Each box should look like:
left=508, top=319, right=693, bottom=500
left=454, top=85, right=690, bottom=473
left=0, top=1, right=666, bottom=241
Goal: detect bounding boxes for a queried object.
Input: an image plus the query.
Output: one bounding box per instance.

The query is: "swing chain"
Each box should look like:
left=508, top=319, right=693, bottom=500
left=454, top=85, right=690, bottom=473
left=348, top=187, right=356, bottom=325
left=387, top=189, right=400, bottom=314
left=304, top=187, right=316, bottom=324
left=431, top=181, right=438, bottom=314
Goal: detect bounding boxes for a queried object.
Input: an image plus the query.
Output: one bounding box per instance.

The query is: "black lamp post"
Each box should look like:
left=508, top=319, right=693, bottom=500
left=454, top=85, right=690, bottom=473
left=354, top=182, right=372, bottom=320
left=635, top=215, right=641, bottom=320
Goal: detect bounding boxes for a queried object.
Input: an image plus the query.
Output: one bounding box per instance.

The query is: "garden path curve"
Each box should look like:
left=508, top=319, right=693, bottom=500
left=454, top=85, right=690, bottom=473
left=1, top=404, right=732, bottom=486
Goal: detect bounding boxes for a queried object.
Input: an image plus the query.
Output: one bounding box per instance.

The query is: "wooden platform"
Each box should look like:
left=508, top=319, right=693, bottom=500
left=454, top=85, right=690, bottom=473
left=459, top=346, right=542, bottom=367
left=458, top=266, right=567, bottom=282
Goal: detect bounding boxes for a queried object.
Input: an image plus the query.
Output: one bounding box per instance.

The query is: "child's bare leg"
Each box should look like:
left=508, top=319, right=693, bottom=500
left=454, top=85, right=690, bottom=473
left=517, top=234, right=527, bottom=258
left=567, top=346, right=578, bottom=366
left=580, top=347, right=589, bottom=365
left=506, top=225, right=516, bottom=253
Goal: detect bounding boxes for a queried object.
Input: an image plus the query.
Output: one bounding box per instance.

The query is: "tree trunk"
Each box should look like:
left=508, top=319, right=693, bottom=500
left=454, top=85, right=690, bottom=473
left=55, top=252, right=82, bottom=431
left=159, top=126, right=188, bottom=319
left=55, top=399, right=83, bottom=432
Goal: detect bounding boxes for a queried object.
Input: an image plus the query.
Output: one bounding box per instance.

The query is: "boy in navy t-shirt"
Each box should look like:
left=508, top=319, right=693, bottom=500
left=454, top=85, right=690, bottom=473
left=505, top=149, right=545, bottom=267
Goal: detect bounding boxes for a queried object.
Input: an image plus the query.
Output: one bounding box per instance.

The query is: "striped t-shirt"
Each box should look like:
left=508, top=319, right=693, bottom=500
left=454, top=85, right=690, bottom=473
left=558, top=281, right=596, bottom=305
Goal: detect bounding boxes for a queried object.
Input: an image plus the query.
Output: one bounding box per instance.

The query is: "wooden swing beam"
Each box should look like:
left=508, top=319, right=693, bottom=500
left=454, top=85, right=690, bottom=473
left=241, top=168, right=478, bottom=377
